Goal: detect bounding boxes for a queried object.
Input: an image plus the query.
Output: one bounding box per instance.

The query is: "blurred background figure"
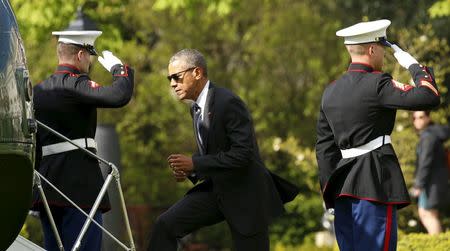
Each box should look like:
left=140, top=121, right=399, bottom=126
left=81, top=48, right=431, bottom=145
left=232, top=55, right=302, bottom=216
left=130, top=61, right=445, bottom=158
left=411, top=110, right=449, bottom=235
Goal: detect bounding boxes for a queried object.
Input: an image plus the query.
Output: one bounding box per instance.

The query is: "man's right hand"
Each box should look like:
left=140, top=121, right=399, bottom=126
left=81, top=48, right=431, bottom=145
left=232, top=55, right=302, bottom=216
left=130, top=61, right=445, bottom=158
left=173, top=169, right=187, bottom=182
left=98, top=50, right=123, bottom=72
left=391, top=45, right=419, bottom=69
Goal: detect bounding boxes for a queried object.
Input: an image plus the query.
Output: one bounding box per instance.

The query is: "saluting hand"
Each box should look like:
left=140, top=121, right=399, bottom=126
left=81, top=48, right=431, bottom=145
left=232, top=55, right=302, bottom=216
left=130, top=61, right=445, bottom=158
left=98, top=50, right=123, bottom=72
left=391, top=45, right=419, bottom=69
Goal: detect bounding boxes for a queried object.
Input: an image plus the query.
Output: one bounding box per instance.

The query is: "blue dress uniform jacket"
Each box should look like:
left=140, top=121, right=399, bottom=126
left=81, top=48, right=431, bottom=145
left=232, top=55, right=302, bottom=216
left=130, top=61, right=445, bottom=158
left=316, top=62, right=440, bottom=209
left=32, top=64, right=134, bottom=212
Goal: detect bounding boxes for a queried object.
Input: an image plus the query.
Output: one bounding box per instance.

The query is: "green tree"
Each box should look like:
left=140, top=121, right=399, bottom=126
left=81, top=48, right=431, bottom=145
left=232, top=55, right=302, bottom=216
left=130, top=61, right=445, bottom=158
left=429, top=0, right=450, bottom=17
left=10, top=0, right=450, bottom=249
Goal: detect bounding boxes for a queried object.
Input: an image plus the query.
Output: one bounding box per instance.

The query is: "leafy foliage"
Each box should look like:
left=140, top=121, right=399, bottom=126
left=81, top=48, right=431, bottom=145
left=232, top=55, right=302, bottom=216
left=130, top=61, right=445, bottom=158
left=429, top=0, right=450, bottom=18
left=10, top=0, right=450, bottom=249
left=398, top=231, right=450, bottom=251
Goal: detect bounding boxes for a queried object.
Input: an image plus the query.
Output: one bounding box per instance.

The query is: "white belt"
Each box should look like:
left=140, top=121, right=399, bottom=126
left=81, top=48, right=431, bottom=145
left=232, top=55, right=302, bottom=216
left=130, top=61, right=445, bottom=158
left=42, top=138, right=97, bottom=157
left=340, top=135, right=391, bottom=159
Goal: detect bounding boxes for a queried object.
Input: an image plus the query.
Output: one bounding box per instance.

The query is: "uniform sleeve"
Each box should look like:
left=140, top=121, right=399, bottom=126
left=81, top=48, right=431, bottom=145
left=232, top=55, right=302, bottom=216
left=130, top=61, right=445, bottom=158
left=192, top=97, right=253, bottom=176
left=315, top=104, right=341, bottom=192
left=377, top=64, right=440, bottom=110
left=70, top=64, right=134, bottom=108
left=414, top=134, right=436, bottom=188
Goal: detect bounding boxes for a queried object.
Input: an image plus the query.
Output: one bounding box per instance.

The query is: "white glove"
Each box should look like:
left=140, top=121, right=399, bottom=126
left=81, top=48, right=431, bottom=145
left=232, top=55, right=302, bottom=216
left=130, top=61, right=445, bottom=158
left=391, top=44, right=419, bottom=69
left=98, top=50, right=123, bottom=72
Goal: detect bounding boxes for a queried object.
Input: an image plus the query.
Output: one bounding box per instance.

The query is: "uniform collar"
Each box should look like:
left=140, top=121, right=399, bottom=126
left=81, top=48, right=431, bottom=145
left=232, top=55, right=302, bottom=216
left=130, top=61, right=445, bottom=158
left=55, top=64, right=82, bottom=74
left=348, top=62, right=374, bottom=73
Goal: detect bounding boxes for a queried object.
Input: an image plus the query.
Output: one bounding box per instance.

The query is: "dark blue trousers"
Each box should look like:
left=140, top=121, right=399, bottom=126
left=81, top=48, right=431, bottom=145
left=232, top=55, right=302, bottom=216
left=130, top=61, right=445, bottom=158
left=40, top=207, right=103, bottom=251
left=334, top=197, right=397, bottom=251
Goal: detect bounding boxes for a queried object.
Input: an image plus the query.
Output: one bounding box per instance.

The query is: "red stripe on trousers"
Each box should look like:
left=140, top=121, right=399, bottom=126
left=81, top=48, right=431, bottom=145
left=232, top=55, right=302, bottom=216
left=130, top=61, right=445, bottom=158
left=383, top=205, right=393, bottom=251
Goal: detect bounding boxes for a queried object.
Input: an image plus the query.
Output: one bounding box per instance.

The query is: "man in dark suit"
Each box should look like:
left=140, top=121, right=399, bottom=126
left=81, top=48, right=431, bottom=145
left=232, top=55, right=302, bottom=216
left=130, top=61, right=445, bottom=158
left=147, top=49, right=298, bottom=251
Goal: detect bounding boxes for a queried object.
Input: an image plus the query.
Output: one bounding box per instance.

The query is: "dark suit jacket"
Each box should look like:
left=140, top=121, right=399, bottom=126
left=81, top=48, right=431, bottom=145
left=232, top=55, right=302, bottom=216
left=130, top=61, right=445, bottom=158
left=190, top=83, right=298, bottom=235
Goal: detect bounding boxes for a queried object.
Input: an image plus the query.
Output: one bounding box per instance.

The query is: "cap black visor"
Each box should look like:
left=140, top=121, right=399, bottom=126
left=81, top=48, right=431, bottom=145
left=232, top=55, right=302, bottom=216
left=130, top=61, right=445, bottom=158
left=70, top=43, right=98, bottom=56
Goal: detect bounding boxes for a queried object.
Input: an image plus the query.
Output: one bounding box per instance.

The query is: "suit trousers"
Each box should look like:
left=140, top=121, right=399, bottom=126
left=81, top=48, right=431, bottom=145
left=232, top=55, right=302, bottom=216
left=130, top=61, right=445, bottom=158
left=40, top=206, right=103, bottom=251
left=334, top=197, right=397, bottom=251
left=147, top=191, right=269, bottom=251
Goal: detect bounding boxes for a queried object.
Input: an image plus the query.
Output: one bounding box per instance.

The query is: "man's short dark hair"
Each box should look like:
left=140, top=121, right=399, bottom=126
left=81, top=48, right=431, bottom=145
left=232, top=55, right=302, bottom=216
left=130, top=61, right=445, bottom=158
left=57, top=42, right=82, bottom=60
left=345, top=44, right=371, bottom=56
left=169, top=49, right=208, bottom=76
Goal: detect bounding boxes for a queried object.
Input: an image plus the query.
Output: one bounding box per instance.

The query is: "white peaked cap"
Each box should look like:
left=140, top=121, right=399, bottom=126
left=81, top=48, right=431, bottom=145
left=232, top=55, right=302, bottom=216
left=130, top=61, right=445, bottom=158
left=336, top=19, right=391, bottom=45
left=52, top=30, right=102, bottom=46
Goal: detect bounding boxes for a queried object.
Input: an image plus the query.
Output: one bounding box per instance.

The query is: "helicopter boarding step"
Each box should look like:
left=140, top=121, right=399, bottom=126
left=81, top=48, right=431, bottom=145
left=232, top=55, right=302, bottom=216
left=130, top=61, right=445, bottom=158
left=7, top=235, right=45, bottom=251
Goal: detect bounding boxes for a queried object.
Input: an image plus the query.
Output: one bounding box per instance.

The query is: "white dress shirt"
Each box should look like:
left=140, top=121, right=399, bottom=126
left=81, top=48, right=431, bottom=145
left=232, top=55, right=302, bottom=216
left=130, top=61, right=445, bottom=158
left=195, top=80, right=210, bottom=120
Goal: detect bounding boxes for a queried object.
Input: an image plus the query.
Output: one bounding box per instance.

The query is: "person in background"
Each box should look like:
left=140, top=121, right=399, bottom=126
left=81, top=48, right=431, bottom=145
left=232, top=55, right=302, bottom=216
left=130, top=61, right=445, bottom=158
left=411, top=110, right=449, bottom=235
left=32, top=30, right=134, bottom=250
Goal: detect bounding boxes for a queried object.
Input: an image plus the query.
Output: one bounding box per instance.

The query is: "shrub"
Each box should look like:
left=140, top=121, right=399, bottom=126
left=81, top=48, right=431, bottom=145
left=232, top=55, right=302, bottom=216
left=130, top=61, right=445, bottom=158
left=398, top=231, right=450, bottom=251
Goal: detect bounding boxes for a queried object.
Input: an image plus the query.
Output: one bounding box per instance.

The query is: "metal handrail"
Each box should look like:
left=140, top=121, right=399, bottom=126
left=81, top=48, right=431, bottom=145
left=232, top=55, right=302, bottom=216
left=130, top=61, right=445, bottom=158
left=34, top=120, right=136, bottom=251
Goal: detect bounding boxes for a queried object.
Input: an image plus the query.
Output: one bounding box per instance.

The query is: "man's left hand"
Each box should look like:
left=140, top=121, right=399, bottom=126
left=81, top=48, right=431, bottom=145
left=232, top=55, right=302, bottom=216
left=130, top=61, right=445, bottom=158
left=411, top=187, right=421, bottom=198
left=172, top=169, right=188, bottom=182
left=168, top=154, right=194, bottom=173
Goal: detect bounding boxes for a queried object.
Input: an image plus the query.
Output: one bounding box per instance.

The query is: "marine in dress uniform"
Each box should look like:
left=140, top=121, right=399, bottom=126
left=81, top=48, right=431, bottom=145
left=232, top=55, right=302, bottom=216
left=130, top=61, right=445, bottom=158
left=315, top=20, right=440, bottom=251
left=32, top=30, right=134, bottom=251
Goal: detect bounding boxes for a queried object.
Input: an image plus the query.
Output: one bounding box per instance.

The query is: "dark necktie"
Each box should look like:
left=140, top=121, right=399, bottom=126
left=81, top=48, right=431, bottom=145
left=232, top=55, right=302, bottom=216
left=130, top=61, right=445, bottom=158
left=193, top=103, right=205, bottom=154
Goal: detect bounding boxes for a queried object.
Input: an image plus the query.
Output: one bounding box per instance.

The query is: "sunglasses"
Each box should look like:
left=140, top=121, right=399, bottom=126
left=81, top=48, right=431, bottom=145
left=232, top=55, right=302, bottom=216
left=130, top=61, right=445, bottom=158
left=167, top=67, right=196, bottom=82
